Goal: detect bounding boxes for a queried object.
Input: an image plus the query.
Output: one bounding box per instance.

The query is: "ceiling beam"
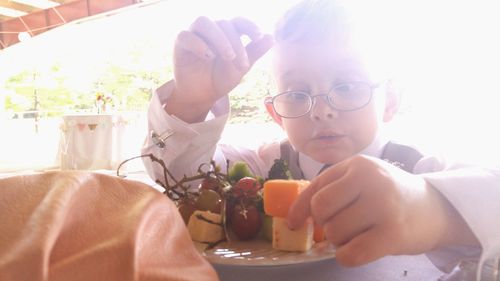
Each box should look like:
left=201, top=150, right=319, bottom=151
left=1, top=0, right=145, bottom=50
left=0, top=1, right=38, bottom=14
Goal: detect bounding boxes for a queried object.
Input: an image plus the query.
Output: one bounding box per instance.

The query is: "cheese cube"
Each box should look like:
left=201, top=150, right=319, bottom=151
left=263, top=179, right=309, bottom=217
left=187, top=210, right=224, bottom=243
left=314, top=224, right=325, bottom=243
left=272, top=217, right=313, bottom=252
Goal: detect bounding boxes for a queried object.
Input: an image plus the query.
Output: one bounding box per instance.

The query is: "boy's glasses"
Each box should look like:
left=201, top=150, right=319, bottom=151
left=265, top=81, right=379, bottom=118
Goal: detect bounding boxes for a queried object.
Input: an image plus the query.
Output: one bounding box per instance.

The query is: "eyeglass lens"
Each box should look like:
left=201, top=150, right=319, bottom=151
left=273, top=82, right=372, bottom=118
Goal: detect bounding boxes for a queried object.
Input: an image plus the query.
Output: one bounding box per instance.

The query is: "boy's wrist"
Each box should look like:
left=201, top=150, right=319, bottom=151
left=164, top=87, right=214, bottom=123
left=426, top=182, right=479, bottom=249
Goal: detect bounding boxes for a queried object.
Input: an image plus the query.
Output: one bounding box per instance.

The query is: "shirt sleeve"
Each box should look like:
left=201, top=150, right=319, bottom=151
left=413, top=156, right=500, bottom=276
left=140, top=81, right=279, bottom=188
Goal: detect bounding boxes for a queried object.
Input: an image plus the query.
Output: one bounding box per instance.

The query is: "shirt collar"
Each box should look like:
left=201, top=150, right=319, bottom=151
left=299, top=153, right=323, bottom=180
left=298, top=133, right=389, bottom=180
left=360, top=132, right=388, bottom=159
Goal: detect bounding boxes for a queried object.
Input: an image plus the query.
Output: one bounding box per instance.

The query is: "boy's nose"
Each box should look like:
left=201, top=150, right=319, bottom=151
left=310, top=96, right=339, bottom=121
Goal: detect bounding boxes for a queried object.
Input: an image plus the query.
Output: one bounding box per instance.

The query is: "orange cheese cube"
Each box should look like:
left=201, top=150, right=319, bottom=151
left=263, top=179, right=309, bottom=217
left=313, top=224, right=325, bottom=243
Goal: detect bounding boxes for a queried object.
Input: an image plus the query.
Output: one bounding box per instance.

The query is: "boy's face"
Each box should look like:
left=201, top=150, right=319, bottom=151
left=273, top=39, right=396, bottom=164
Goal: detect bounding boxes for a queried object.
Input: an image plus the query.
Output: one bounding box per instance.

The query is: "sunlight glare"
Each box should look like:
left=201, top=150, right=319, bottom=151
left=1, top=0, right=499, bottom=167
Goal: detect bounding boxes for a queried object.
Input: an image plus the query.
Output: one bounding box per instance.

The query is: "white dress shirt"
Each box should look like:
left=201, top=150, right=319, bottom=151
left=142, top=81, right=500, bottom=280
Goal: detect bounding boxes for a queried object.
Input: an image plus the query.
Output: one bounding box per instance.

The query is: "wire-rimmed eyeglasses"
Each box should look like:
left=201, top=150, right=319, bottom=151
left=265, top=81, right=380, bottom=118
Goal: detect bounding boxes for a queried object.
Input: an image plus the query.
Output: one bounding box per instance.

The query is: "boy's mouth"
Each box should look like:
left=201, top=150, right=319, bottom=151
left=315, top=135, right=344, bottom=141
left=312, top=131, right=346, bottom=141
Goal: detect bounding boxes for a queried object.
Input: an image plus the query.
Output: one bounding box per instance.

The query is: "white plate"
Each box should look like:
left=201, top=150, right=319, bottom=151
left=195, top=239, right=336, bottom=267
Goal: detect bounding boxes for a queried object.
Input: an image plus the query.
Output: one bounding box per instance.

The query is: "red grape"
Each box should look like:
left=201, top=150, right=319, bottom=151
left=178, top=200, right=197, bottom=225
left=225, top=199, right=235, bottom=224
left=199, top=176, right=219, bottom=191
left=230, top=204, right=262, bottom=240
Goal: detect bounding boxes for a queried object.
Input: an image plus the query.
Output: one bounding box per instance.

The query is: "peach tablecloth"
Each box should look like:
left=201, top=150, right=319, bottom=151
left=0, top=171, right=218, bottom=281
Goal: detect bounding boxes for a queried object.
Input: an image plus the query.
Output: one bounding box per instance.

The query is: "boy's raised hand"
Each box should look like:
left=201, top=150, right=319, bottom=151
left=166, top=17, right=273, bottom=123
left=287, top=155, right=477, bottom=266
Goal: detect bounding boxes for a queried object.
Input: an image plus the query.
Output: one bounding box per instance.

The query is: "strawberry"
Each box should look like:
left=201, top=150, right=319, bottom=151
left=233, top=177, right=261, bottom=198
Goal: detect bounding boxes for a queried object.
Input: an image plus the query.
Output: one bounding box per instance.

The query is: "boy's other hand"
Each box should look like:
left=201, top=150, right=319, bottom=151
left=166, top=17, right=274, bottom=123
left=287, top=155, right=477, bottom=267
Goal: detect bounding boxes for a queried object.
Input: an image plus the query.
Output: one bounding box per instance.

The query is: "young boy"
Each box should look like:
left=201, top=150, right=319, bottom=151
left=142, top=0, right=500, bottom=278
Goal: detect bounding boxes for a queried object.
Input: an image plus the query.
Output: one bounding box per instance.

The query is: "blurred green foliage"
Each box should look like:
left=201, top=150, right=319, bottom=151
left=3, top=60, right=275, bottom=123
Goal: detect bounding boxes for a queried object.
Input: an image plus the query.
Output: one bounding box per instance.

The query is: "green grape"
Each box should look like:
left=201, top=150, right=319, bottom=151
left=261, top=215, right=273, bottom=241
left=228, top=161, right=254, bottom=183
left=196, top=189, right=222, bottom=213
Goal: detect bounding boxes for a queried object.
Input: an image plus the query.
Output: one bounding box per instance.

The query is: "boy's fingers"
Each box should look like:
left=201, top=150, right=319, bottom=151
left=287, top=162, right=348, bottom=229
left=309, top=172, right=359, bottom=225
left=175, top=30, right=213, bottom=60
left=190, top=16, right=236, bottom=61
left=230, top=16, right=271, bottom=67
left=216, top=20, right=249, bottom=69
left=335, top=227, right=393, bottom=267
left=286, top=181, right=317, bottom=229
left=230, top=17, right=262, bottom=40
left=245, top=34, right=274, bottom=66
left=321, top=199, right=372, bottom=246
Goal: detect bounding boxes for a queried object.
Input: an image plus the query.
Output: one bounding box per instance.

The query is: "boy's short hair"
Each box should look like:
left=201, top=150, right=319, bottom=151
left=274, top=0, right=399, bottom=83
left=275, top=0, right=351, bottom=44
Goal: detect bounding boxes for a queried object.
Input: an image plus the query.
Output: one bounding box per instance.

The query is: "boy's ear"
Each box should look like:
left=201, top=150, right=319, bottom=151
left=264, top=96, right=283, bottom=127
left=383, top=79, right=401, bottom=122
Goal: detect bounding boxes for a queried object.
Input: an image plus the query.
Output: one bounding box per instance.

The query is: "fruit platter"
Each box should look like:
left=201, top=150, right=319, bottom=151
left=120, top=154, right=335, bottom=266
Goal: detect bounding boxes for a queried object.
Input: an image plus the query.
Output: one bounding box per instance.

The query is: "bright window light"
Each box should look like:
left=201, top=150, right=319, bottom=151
left=1, top=0, right=499, bottom=170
